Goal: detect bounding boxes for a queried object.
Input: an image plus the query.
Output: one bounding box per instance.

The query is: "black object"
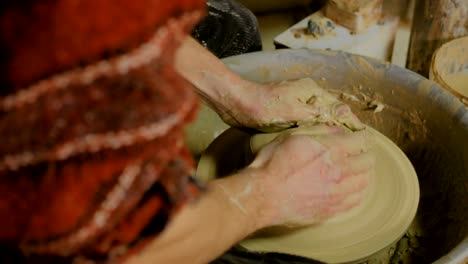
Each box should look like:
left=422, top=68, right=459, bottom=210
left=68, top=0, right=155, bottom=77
left=212, top=246, right=326, bottom=264
left=192, top=0, right=262, bottom=58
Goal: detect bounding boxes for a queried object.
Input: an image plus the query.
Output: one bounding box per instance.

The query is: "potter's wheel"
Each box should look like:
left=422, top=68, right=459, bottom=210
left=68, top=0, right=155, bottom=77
left=196, top=126, right=420, bottom=264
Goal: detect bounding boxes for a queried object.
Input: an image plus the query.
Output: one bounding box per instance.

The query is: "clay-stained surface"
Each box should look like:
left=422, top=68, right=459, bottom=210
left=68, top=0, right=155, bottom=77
left=197, top=124, right=419, bottom=264
left=188, top=49, right=468, bottom=263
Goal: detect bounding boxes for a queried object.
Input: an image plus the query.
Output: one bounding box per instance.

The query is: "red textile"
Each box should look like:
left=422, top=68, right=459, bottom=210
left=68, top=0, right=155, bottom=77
left=0, top=0, right=205, bottom=262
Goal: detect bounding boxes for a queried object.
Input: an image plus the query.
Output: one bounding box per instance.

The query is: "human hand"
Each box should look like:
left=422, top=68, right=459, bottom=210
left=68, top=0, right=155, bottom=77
left=248, top=125, right=374, bottom=228
left=219, top=78, right=365, bottom=132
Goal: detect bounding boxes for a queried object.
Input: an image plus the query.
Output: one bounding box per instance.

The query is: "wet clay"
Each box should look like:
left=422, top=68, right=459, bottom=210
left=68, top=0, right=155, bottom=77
left=196, top=125, right=419, bottom=263
left=217, top=49, right=467, bottom=263
left=242, top=126, right=419, bottom=264
left=261, top=78, right=365, bottom=132
left=195, top=78, right=420, bottom=262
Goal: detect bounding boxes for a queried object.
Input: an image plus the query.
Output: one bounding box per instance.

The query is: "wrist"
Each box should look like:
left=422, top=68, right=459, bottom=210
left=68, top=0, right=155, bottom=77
left=210, top=75, right=254, bottom=114
left=219, top=80, right=269, bottom=128
left=227, top=80, right=264, bottom=117
left=208, top=168, right=272, bottom=235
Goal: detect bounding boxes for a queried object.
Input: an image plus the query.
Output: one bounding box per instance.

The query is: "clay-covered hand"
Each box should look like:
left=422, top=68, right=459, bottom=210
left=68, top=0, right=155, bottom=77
left=220, top=78, right=365, bottom=132
left=248, top=125, right=374, bottom=228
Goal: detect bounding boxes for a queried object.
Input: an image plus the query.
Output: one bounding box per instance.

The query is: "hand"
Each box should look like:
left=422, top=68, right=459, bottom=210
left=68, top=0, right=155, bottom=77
left=248, top=125, right=374, bottom=227
left=175, top=39, right=361, bottom=132
left=219, top=78, right=365, bottom=132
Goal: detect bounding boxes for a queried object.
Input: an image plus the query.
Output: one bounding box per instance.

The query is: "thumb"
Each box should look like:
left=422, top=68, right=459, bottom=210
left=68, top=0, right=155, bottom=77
left=248, top=138, right=282, bottom=169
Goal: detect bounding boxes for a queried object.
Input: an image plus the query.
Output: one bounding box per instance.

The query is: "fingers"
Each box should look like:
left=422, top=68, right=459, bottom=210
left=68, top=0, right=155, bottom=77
left=333, top=103, right=366, bottom=131
left=250, top=128, right=374, bottom=180
left=330, top=171, right=369, bottom=202
left=251, top=130, right=328, bottom=161
left=315, top=156, right=343, bottom=183
left=287, top=124, right=343, bottom=137
left=248, top=126, right=374, bottom=226
left=342, top=152, right=375, bottom=175
left=248, top=138, right=282, bottom=168
left=325, top=191, right=365, bottom=217
left=287, top=125, right=371, bottom=156
left=251, top=123, right=372, bottom=158
left=250, top=133, right=322, bottom=167
left=274, top=135, right=326, bottom=165
left=343, top=130, right=372, bottom=155
left=289, top=129, right=371, bottom=172
left=318, top=129, right=370, bottom=156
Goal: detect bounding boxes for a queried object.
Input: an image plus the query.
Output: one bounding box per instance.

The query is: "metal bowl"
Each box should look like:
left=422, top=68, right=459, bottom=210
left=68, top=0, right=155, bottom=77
left=185, top=49, right=468, bottom=263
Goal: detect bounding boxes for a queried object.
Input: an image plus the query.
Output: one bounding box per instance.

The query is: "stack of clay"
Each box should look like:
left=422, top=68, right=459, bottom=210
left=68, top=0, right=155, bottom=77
left=325, top=0, right=383, bottom=33
left=0, top=0, right=204, bottom=263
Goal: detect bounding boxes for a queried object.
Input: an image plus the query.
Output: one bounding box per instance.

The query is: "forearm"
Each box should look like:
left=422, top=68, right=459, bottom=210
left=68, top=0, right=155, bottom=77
left=125, top=169, right=269, bottom=264
left=174, top=37, right=253, bottom=114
